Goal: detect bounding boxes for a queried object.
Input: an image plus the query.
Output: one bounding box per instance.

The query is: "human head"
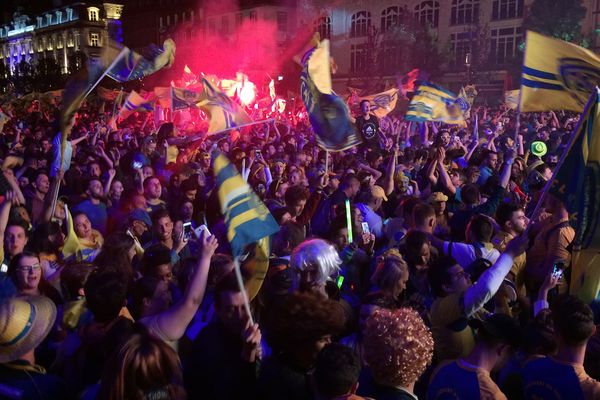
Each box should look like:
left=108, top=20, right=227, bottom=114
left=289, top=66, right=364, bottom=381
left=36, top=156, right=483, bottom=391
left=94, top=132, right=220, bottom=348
left=363, top=308, right=433, bottom=388
left=265, top=291, right=345, bottom=368
left=85, top=177, right=104, bottom=200
left=272, top=221, right=306, bottom=257
left=84, top=270, right=127, bottom=323
left=110, top=179, right=124, bottom=200
left=291, top=239, right=341, bottom=293
left=366, top=185, right=387, bottom=211
left=428, top=256, right=470, bottom=297
left=132, top=276, right=172, bottom=319
left=60, top=262, right=94, bottom=302
left=483, top=150, right=499, bottom=170
left=371, top=253, right=409, bottom=299
left=314, top=344, right=361, bottom=399
left=469, top=313, right=523, bottom=366
left=0, top=295, right=57, bottom=363
left=552, top=294, right=596, bottom=347
left=8, top=251, right=41, bottom=294
left=141, top=244, right=173, bottom=284
left=73, top=212, right=93, bottom=239
left=495, top=203, right=528, bottom=236
left=284, top=185, right=309, bottom=218
left=4, top=220, right=29, bottom=258
left=412, top=203, right=436, bottom=233
left=129, top=208, right=152, bottom=238
left=32, top=171, right=49, bottom=195
left=340, top=174, right=360, bottom=199
left=429, top=192, right=448, bottom=215
left=360, top=100, right=370, bottom=115
left=461, top=184, right=481, bottom=206
left=465, top=214, right=494, bottom=243
left=403, top=230, right=431, bottom=272
left=144, top=176, right=162, bottom=200
left=214, top=272, right=249, bottom=335
left=98, top=328, right=185, bottom=400
left=152, top=209, right=173, bottom=242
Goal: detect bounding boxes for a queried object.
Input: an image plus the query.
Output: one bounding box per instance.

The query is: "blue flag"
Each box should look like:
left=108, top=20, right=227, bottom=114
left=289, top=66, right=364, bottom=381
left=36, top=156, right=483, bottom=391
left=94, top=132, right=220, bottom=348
left=301, top=40, right=361, bottom=151
left=212, top=150, right=279, bottom=257
left=107, top=39, right=176, bottom=82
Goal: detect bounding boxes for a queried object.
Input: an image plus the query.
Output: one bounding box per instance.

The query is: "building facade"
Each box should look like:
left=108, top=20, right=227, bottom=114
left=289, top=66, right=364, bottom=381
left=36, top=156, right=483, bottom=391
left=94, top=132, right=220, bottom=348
left=0, top=2, right=124, bottom=76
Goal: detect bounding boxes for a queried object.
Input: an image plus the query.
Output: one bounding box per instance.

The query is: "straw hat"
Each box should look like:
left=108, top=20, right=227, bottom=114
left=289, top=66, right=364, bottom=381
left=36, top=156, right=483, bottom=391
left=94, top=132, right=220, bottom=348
left=0, top=296, right=57, bottom=363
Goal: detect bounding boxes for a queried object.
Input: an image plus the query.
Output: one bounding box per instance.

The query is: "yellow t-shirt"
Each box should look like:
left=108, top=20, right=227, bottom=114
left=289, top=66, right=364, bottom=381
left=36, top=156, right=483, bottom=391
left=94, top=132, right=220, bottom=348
left=429, top=291, right=475, bottom=361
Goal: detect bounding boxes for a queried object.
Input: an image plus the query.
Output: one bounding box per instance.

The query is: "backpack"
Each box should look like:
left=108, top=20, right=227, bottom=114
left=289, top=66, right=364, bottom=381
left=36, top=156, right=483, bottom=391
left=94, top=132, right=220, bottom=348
left=448, top=242, right=493, bottom=281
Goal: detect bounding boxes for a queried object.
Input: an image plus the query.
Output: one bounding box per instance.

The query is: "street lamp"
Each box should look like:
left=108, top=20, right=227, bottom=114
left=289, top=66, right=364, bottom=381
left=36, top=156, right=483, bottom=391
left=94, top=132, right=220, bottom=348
left=464, top=52, right=472, bottom=84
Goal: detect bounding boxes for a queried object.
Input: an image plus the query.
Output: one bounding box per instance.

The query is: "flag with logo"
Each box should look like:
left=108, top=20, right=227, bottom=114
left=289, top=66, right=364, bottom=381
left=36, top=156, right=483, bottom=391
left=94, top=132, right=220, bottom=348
left=107, top=39, right=176, bottom=82
left=174, top=79, right=252, bottom=133
left=212, top=150, right=279, bottom=300
left=182, top=64, right=198, bottom=87
left=117, top=90, right=153, bottom=120
left=458, top=85, right=477, bottom=117
left=405, top=82, right=466, bottom=125
left=504, top=90, right=520, bottom=110
left=520, top=30, right=600, bottom=112
left=357, top=88, right=399, bottom=118
left=546, top=87, right=600, bottom=303
left=301, top=39, right=361, bottom=151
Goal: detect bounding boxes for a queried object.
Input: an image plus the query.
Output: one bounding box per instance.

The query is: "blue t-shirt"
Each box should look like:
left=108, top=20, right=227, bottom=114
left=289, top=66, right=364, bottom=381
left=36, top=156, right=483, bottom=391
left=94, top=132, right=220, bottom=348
left=73, top=200, right=108, bottom=235
left=428, top=359, right=506, bottom=399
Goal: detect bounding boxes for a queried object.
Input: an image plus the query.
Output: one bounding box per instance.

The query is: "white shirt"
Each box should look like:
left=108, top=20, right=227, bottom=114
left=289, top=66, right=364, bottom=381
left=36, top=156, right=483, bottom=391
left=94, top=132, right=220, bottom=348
left=443, top=241, right=500, bottom=269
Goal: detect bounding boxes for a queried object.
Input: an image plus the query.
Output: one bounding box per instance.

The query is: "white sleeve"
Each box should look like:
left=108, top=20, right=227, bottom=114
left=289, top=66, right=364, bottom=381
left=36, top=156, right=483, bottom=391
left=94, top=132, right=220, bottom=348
left=445, top=242, right=475, bottom=268
left=463, top=253, right=515, bottom=317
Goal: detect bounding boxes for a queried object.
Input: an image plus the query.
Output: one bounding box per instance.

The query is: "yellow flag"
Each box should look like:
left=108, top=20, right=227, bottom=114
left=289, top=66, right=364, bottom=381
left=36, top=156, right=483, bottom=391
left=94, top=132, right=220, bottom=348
left=358, top=88, right=399, bottom=118
left=520, top=31, right=600, bottom=112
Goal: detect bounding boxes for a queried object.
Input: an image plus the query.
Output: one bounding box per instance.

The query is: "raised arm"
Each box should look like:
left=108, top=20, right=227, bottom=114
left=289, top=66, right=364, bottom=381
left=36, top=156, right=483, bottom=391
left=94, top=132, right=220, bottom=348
left=499, top=148, right=516, bottom=189
left=104, top=168, right=116, bottom=197
left=383, top=144, right=399, bottom=195
left=436, top=149, right=456, bottom=195
left=463, top=235, right=528, bottom=317
left=155, top=232, right=218, bottom=341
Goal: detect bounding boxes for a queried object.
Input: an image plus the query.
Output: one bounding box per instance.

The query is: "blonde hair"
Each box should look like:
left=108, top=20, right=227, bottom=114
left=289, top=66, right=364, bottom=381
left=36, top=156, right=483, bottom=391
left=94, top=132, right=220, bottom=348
left=371, top=253, right=408, bottom=294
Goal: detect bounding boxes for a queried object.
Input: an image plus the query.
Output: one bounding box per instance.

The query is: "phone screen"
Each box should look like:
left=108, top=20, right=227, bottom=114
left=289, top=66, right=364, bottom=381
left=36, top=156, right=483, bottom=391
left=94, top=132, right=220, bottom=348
left=183, top=222, right=193, bottom=240
left=552, top=264, right=564, bottom=279
left=361, top=222, right=370, bottom=235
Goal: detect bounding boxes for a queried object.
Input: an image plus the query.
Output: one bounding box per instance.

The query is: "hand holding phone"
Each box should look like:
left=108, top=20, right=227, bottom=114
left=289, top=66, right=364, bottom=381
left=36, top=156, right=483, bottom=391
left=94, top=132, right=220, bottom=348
left=183, top=222, right=193, bottom=241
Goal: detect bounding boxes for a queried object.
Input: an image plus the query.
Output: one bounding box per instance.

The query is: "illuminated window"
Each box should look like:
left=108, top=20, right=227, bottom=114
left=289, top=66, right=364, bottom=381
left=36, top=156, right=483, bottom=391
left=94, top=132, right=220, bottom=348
left=414, top=1, right=439, bottom=28
left=450, top=32, right=471, bottom=66
left=88, top=7, right=100, bottom=22
left=56, top=11, right=62, bottom=24
left=66, top=8, right=73, bottom=21
left=351, top=11, right=370, bottom=38
left=37, top=16, right=43, bottom=28
left=67, top=32, right=74, bottom=47
left=451, top=0, right=479, bottom=25
left=381, top=6, right=401, bottom=31
left=249, top=11, right=257, bottom=21
left=47, top=36, right=53, bottom=50
left=46, top=14, right=53, bottom=25
left=492, top=0, right=523, bottom=20
left=90, top=32, right=100, bottom=47
left=316, top=16, right=331, bottom=40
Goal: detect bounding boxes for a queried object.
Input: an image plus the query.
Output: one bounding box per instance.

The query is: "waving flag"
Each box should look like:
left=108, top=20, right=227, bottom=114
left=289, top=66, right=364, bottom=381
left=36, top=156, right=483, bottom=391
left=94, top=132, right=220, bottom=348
left=107, top=39, right=176, bottom=82
left=269, top=79, right=276, bottom=101
left=405, top=82, right=466, bottom=125
left=358, top=88, right=399, bottom=118
left=212, top=150, right=278, bottom=299
left=546, top=87, right=600, bottom=303
left=505, top=90, right=520, bottom=110
left=301, top=39, right=361, bottom=151
left=97, top=87, right=120, bottom=101
left=118, top=91, right=153, bottom=120
left=520, top=31, right=600, bottom=112
left=458, top=85, right=477, bottom=117
left=174, top=78, right=252, bottom=133
left=183, top=64, right=198, bottom=87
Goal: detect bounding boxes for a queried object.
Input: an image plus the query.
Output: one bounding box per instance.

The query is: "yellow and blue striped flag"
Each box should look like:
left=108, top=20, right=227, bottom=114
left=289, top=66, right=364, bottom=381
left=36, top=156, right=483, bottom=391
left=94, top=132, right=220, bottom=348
left=301, top=39, right=361, bottom=151
left=117, top=90, right=153, bottom=120
left=107, top=39, right=176, bottom=82
left=548, top=87, right=600, bottom=303
left=520, top=31, right=600, bottom=112
left=174, top=79, right=252, bottom=133
left=212, top=150, right=279, bottom=257
left=405, top=82, right=465, bottom=125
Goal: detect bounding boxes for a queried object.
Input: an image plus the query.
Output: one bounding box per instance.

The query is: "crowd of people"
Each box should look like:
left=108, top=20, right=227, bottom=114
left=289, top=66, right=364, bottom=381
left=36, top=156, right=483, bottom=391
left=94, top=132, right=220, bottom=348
left=0, top=94, right=599, bottom=400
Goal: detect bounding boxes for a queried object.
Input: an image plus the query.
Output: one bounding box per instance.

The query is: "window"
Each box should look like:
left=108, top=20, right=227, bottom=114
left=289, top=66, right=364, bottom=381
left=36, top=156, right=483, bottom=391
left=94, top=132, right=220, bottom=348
left=182, top=11, right=186, bottom=22
left=46, top=14, right=53, bottom=25
left=381, top=42, right=401, bottom=72
left=174, top=14, right=178, bottom=24
left=277, top=12, right=287, bottom=32
left=88, top=7, right=100, bottom=22
left=451, top=0, right=479, bottom=25
left=191, top=10, right=195, bottom=22
left=208, top=18, right=216, bottom=35
left=167, top=15, right=170, bottom=25
left=450, top=32, right=472, bottom=67
left=38, top=38, right=43, bottom=52
left=236, top=13, right=243, bottom=26
left=350, top=43, right=368, bottom=73
left=56, top=35, right=63, bottom=49
left=316, top=16, right=331, bottom=40
left=56, top=11, right=62, bottom=24
left=66, top=8, right=73, bottom=21
left=351, top=11, right=370, bottom=38
left=414, top=1, right=439, bottom=28
left=159, top=16, right=163, bottom=28
left=220, top=16, right=228, bottom=34
left=490, top=27, right=522, bottom=64
left=47, top=36, right=53, bottom=50
left=90, top=32, right=100, bottom=47
left=249, top=11, right=257, bottom=21
left=381, top=6, right=401, bottom=31
left=492, top=0, right=523, bottom=21
left=37, top=16, right=43, bottom=28
left=67, top=32, right=74, bottom=47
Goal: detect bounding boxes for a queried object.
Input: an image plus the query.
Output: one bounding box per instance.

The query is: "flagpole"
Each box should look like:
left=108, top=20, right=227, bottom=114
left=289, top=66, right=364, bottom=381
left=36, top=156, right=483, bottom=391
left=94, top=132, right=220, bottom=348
left=233, top=257, right=255, bottom=325
left=83, top=48, right=128, bottom=100
left=513, top=89, right=523, bottom=145
left=524, top=87, right=597, bottom=233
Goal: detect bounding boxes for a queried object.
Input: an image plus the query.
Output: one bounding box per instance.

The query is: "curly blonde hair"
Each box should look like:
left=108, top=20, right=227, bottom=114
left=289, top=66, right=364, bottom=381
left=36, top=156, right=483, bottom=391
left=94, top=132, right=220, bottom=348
left=363, top=308, right=434, bottom=388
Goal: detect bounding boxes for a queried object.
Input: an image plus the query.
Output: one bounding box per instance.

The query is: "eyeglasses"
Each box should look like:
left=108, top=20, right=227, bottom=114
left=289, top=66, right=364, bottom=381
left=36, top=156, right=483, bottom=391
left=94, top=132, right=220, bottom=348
left=17, top=264, right=41, bottom=273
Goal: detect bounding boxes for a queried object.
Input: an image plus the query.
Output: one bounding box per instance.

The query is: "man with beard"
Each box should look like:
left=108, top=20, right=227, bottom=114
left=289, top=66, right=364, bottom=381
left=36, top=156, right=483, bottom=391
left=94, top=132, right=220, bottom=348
left=73, top=177, right=108, bottom=235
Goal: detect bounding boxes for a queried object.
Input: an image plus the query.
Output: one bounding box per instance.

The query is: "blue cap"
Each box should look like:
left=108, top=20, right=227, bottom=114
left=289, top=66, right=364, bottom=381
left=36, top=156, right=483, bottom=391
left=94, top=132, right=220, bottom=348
left=129, top=208, right=152, bottom=227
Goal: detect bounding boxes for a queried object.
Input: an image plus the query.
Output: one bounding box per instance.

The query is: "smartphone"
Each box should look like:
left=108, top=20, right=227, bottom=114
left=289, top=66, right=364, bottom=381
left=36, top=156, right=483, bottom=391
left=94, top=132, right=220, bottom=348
left=194, top=224, right=211, bottom=239
left=183, top=222, right=193, bottom=241
left=255, top=149, right=262, bottom=160
left=132, top=161, right=143, bottom=169
left=552, top=261, right=565, bottom=280
left=361, top=222, right=371, bottom=235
